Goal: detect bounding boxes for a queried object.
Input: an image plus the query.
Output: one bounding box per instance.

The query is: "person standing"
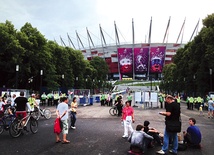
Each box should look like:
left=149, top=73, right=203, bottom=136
left=56, top=96, right=70, bottom=144
left=47, top=92, right=53, bottom=106
left=189, top=96, right=194, bottom=110
left=28, top=94, right=38, bottom=111
left=100, top=93, right=105, bottom=106
left=156, top=95, right=181, bottom=155
left=159, top=93, right=164, bottom=109
left=54, top=92, right=60, bottom=108
left=116, top=95, right=123, bottom=117
left=183, top=118, right=202, bottom=149
left=11, top=94, right=16, bottom=107
left=207, top=97, right=214, bottom=118
left=14, top=91, right=31, bottom=131
left=41, top=92, right=47, bottom=106
left=70, top=97, right=78, bottom=129
left=0, top=97, right=5, bottom=111
left=127, top=93, right=132, bottom=106
left=121, top=100, right=134, bottom=138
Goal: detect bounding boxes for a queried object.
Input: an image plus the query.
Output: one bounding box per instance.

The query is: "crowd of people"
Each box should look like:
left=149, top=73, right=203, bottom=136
left=1, top=91, right=206, bottom=154
left=114, top=93, right=203, bottom=155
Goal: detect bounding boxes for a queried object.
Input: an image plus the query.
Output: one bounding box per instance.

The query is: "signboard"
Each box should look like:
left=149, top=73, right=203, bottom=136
left=134, top=92, right=141, bottom=102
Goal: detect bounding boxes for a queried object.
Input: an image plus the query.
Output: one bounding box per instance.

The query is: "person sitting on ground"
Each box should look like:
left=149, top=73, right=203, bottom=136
left=128, top=124, right=154, bottom=154
left=183, top=117, right=202, bottom=149
left=143, top=120, right=162, bottom=146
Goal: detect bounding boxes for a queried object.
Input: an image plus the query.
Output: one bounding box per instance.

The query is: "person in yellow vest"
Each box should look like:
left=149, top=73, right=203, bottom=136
left=28, top=94, right=38, bottom=111
left=101, top=93, right=105, bottom=106
left=41, top=92, right=47, bottom=106
left=189, top=96, right=194, bottom=110
left=196, top=96, right=202, bottom=110
left=114, top=94, right=119, bottom=105
left=54, top=92, right=60, bottom=107
left=127, top=92, right=133, bottom=106
left=176, top=96, right=181, bottom=104
left=47, top=92, right=53, bottom=106
left=158, top=93, right=164, bottom=109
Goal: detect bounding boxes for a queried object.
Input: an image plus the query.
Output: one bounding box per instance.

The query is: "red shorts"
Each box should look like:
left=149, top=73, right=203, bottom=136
left=16, top=111, right=27, bottom=119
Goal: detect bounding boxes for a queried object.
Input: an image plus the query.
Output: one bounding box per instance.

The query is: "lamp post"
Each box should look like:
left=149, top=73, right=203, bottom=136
left=210, top=69, right=212, bottom=91
left=15, top=65, right=19, bottom=89
left=93, top=79, right=95, bottom=94
left=193, top=75, right=196, bottom=97
left=62, top=74, right=64, bottom=93
left=75, top=77, right=78, bottom=89
left=40, top=70, right=43, bottom=93
left=85, top=78, right=87, bottom=89
left=150, top=76, right=153, bottom=91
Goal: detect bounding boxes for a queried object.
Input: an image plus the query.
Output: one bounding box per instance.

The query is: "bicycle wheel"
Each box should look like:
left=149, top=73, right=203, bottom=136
left=113, top=108, right=118, bottom=116
left=0, top=119, right=5, bottom=134
left=43, top=109, right=51, bottom=119
left=109, top=107, right=117, bottom=116
left=9, top=119, right=22, bottom=138
left=33, top=108, right=40, bottom=120
left=30, top=117, right=38, bottom=134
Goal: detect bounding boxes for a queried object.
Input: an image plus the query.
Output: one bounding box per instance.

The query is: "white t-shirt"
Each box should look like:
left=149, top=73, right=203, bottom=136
left=57, top=102, right=68, bottom=120
left=0, top=101, right=5, bottom=110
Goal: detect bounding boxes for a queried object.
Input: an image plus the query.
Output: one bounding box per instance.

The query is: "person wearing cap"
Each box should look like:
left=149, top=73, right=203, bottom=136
left=156, top=95, right=181, bottom=155
left=28, top=94, right=38, bottom=111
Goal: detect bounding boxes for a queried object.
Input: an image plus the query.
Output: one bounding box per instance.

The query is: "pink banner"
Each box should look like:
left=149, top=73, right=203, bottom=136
left=149, top=46, right=166, bottom=73
left=134, top=48, right=149, bottom=73
left=118, top=48, right=133, bottom=74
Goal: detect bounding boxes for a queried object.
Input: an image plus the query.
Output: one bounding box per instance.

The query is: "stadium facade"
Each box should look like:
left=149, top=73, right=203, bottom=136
left=81, top=43, right=184, bottom=80
left=61, top=18, right=198, bottom=80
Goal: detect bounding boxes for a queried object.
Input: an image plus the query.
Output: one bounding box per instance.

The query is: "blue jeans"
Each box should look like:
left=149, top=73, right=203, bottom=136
left=70, top=111, right=76, bottom=127
left=162, top=129, right=178, bottom=153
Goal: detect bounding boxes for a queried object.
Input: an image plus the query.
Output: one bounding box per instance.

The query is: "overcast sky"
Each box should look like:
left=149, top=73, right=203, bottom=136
left=0, top=0, right=214, bottom=48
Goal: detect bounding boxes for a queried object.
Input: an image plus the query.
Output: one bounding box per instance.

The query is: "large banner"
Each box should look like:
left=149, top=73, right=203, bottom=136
left=118, top=48, right=133, bottom=74
left=134, top=48, right=149, bottom=73
left=150, top=46, right=166, bottom=73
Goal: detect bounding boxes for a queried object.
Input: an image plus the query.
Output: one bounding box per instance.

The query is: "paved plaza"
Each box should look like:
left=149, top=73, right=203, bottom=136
left=0, top=100, right=214, bottom=155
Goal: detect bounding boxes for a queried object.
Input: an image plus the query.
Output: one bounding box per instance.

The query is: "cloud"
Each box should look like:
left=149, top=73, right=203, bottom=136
left=0, top=0, right=214, bottom=47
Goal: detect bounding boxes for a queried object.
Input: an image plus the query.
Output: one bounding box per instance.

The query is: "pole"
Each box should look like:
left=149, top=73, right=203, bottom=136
left=210, top=69, right=212, bottom=91
left=15, top=65, right=19, bottom=89
left=40, top=70, right=43, bottom=93
left=132, top=18, right=135, bottom=80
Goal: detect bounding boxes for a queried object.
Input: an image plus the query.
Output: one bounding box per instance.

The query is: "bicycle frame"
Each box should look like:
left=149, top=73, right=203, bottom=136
left=17, top=111, right=34, bottom=129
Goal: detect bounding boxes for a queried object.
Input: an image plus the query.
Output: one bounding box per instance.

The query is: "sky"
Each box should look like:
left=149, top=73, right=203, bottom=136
left=0, top=0, right=214, bottom=49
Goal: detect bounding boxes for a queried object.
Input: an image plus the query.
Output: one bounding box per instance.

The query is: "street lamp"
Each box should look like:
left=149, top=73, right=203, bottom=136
left=193, top=75, right=196, bottom=97
left=85, top=78, right=87, bottom=89
left=15, top=65, right=19, bottom=89
left=75, top=77, right=78, bottom=89
left=93, top=79, right=95, bottom=94
left=61, top=74, right=64, bottom=93
left=210, top=69, right=212, bottom=91
left=40, top=70, right=43, bottom=93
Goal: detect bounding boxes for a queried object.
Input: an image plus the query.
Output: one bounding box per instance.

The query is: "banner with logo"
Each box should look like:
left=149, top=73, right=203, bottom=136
left=134, top=47, right=149, bottom=73
left=118, top=48, right=133, bottom=74
left=149, top=46, right=166, bottom=73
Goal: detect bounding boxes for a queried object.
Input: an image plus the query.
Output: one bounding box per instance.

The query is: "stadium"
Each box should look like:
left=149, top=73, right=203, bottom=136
left=59, top=18, right=199, bottom=81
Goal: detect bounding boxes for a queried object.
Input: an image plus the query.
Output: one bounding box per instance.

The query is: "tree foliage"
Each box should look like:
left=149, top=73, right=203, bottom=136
left=161, top=13, right=214, bottom=96
left=0, top=21, right=109, bottom=93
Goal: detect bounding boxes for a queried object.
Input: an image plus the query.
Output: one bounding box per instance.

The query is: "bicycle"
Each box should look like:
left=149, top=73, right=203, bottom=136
left=0, top=107, right=16, bottom=134
left=33, top=105, right=52, bottom=120
left=109, top=105, right=118, bottom=116
left=9, top=111, right=38, bottom=138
